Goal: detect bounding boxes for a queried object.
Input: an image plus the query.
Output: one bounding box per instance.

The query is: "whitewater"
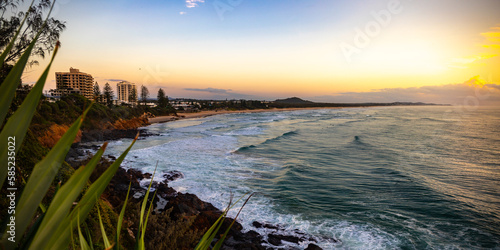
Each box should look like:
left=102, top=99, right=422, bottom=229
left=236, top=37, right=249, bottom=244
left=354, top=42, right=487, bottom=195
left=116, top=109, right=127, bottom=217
left=101, top=106, right=500, bottom=249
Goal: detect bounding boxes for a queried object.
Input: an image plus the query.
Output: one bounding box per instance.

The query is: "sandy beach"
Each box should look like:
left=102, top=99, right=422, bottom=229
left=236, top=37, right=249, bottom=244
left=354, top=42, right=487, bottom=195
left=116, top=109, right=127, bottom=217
left=148, top=107, right=341, bottom=124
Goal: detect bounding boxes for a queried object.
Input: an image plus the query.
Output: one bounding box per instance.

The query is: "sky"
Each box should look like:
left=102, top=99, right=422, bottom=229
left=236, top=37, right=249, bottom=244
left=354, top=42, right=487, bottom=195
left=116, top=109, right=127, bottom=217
left=15, top=0, right=500, bottom=104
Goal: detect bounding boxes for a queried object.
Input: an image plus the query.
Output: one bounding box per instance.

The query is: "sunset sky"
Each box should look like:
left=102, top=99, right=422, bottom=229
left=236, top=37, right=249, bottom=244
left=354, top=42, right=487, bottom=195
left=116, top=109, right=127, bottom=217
left=18, top=0, right=500, bottom=104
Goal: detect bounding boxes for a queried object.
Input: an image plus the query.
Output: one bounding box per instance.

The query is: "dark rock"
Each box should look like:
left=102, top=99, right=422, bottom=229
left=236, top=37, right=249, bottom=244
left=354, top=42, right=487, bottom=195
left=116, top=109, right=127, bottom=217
left=223, top=230, right=265, bottom=250
left=115, top=183, right=130, bottom=191
left=137, top=129, right=160, bottom=138
left=76, top=157, right=324, bottom=249
left=76, top=149, right=86, bottom=157
left=89, top=163, right=268, bottom=249
left=251, top=221, right=331, bottom=248
left=67, top=126, right=271, bottom=248
left=252, top=221, right=279, bottom=230
left=246, top=230, right=261, bottom=239
left=127, top=168, right=148, bottom=181
left=80, top=128, right=158, bottom=143
left=166, top=192, right=219, bottom=218
left=263, top=224, right=279, bottom=230
left=164, top=192, right=255, bottom=246
left=305, top=243, right=323, bottom=250
left=268, top=234, right=300, bottom=244
left=65, top=145, right=90, bottom=165
left=99, top=166, right=142, bottom=208
left=281, top=235, right=301, bottom=244
left=155, top=182, right=177, bottom=199
left=267, top=234, right=282, bottom=246
left=66, top=143, right=290, bottom=250
left=293, top=229, right=307, bottom=236
left=252, top=221, right=263, bottom=228
left=163, top=170, right=184, bottom=182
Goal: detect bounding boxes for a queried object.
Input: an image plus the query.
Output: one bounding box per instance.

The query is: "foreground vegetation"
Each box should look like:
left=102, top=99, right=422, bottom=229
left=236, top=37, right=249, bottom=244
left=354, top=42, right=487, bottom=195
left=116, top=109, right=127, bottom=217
left=0, top=2, right=142, bottom=248
left=1, top=1, right=247, bottom=249
left=0, top=81, right=246, bottom=249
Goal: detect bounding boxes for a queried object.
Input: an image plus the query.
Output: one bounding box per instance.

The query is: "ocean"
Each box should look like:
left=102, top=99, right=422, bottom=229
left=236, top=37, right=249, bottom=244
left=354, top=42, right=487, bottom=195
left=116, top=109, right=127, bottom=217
left=102, top=106, right=500, bottom=249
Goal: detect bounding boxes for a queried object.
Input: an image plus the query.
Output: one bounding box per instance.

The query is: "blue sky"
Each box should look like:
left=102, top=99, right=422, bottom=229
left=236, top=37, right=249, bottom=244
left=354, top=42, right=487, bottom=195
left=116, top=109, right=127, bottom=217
left=16, top=0, right=500, bottom=104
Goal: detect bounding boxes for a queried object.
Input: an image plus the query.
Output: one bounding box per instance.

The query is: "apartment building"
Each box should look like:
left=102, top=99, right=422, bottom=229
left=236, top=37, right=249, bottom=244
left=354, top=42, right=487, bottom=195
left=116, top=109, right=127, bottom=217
left=55, top=68, right=94, bottom=100
left=116, top=81, right=137, bottom=104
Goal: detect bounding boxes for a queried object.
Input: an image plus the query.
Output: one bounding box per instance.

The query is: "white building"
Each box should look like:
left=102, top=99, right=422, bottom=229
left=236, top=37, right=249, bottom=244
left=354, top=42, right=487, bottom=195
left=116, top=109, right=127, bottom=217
left=116, top=81, right=137, bottom=105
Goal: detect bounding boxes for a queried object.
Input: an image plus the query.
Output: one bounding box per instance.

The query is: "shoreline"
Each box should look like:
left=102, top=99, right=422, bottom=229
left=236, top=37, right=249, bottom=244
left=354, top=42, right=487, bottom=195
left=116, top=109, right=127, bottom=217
left=148, top=107, right=342, bottom=124
left=66, top=147, right=328, bottom=249
left=67, top=104, right=493, bottom=249
left=68, top=107, right=335, bottom=249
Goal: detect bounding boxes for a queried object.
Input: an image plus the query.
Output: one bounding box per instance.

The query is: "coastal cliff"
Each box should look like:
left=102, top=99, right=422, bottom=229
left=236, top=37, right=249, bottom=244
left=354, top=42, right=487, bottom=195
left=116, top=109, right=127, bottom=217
left=9, top=93, right=330, bottom=248
left=79, top=156, right=326, bottom=249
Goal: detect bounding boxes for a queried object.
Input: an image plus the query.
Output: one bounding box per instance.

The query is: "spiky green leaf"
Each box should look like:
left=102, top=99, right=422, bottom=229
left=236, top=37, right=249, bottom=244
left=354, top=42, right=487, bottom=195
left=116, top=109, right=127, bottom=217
left=115, top=183, right=131, bottom=250
left=98, top=204, right=112, bottom=249
left=136, top=167, right=157, bottom=250
left=0, top=41, right=60, bottom=190
left=29, top=143, right=107, bottom=249
left=78, top=215, right=91, bottom=250
left=195, top=203, right=231, bottom=250
left=46, top=134, right=138, bottom=249
left=213, top=193, right=254, bottom=250
left=1, top=100, right=88, bottom=247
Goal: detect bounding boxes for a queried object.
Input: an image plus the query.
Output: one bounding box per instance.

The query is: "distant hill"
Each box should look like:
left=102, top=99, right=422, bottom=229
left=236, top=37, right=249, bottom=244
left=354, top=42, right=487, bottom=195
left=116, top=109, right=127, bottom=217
left=274, top=97, right=314, bottom=104
left=269, top=97, right=445, bottom=108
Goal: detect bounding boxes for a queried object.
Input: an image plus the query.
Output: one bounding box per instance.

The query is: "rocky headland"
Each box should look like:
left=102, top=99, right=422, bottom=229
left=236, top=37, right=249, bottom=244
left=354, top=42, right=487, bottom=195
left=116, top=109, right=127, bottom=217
left=103, top=165, right=331, bottom=249
left=63, top=110, right=342, bottom=249
left=67, top=145, right=336, bottom=249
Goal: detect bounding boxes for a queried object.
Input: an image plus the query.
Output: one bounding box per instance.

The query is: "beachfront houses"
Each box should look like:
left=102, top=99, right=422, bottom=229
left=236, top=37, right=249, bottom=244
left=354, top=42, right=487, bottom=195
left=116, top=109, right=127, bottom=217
left=171, top=99, right=200, bottom=112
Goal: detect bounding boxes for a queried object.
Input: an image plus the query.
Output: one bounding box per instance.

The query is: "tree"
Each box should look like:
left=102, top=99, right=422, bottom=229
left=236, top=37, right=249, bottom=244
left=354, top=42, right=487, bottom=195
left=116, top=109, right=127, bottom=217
left=0, top=0, right=66, bottom=66
left=157, top=88, right=169, bottom=108
left=103, top=82, right=113, bottom=106
left=140, top=85, right=149, bottom=106
left=93, top=82, right=100, bottom=97
left=129, top=86, right=137, bottom=105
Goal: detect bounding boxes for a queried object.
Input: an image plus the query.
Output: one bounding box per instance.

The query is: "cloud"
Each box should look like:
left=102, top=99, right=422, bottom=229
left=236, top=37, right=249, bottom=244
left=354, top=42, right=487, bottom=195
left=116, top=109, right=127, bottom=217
left=449, top=54, right=497, bottom=69
left=481, top=30, right=500, bottom=43
left=310, top=77, right=500, bottom=106
left=179, top=11, right=187, bottom=15
left=480, top=26, right=500, bottom=50
left=486, top=84, right=500, bottom=90
left=186, top=0, right=204, bottom=8
left=181, top=87, right=260, bottom=100
left=449, top=26, right=500, bottom=69
left=105, top=78, right=128, bottom=82
left=482, top=44, right=500, bottom=50
left=184, top=87, right=232, bottom=94
left=452, top=54, right=497, bottom=64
